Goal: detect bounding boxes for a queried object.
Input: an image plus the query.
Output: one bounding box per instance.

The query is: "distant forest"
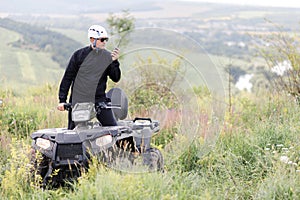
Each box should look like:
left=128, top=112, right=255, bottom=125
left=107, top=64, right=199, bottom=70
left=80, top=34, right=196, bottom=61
left=0, top=18, right=82, bottom=68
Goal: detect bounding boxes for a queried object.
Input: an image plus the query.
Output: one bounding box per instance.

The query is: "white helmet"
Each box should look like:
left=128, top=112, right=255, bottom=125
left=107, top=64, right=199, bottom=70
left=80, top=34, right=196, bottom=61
left=88, top=25, right=108, bottom=39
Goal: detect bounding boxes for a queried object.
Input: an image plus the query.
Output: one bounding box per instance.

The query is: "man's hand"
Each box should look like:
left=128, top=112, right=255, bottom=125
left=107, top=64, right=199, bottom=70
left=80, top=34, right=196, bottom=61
left=111, top=48, right=120, bottom=61
left=57, top=103, right=65, bottom=111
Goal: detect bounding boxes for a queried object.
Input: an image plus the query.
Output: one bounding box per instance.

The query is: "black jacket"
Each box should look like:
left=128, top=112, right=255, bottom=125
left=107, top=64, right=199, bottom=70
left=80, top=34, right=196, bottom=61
left=58, top=46, right=121, bottom=103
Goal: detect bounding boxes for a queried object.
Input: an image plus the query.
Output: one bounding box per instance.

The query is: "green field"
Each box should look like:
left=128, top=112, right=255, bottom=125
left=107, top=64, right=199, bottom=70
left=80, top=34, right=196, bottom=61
left=0, top=27, right=64, bottom=93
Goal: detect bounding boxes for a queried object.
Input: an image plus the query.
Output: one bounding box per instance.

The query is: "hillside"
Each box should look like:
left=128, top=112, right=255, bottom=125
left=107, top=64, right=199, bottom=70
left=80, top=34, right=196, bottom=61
left=0, top=18, right=83, bottom=92
left=1, top=1, right=300, bottom=94
left=0, top=18, right=82, bottom=68
left=0, top=27, right=62, bottom=91
left=0, top=74, right=299, bottom=199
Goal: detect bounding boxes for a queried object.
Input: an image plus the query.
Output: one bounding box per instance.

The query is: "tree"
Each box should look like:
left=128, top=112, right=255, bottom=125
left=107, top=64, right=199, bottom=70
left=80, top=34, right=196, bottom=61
left=106, top=10, right=135, bottom=49
left=259, top=24, right=300, bottom=104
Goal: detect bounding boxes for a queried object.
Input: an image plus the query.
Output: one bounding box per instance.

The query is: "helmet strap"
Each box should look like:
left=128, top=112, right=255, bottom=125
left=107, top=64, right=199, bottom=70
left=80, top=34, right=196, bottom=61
left=93, top=38, right=100, bottom=53
left=93, top=39, right=97, bottom=48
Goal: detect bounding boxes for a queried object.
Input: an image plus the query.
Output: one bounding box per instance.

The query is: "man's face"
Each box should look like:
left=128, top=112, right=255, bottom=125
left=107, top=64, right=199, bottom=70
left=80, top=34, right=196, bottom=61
left=91, top=37, right=109, bottom=49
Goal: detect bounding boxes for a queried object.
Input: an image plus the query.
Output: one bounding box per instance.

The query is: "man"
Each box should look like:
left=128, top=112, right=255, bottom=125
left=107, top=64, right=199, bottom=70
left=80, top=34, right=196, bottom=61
left=57, top=25, right=121, bottom=129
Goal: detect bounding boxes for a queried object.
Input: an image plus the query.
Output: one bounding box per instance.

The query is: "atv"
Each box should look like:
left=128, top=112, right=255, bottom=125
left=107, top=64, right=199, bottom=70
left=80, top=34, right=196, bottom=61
left=30, top=88, right=164, bottom=187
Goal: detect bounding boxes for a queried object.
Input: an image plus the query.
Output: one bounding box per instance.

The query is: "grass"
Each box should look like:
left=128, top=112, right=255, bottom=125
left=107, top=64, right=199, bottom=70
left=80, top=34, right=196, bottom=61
left=0, top=84, right=299, bottom=199
left=17, top=51, right=36, bottom=82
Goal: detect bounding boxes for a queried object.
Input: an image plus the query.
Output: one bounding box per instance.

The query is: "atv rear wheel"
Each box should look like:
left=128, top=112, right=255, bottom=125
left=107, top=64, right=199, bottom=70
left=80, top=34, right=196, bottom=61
left=143, top=147, right=164, bottom=172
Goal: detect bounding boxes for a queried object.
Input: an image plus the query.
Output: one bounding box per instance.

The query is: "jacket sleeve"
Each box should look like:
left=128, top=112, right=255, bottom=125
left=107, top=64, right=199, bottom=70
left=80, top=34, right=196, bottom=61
left=58, top=53, right=79, bottom=103
left=107, top=60, right=121, bottom=82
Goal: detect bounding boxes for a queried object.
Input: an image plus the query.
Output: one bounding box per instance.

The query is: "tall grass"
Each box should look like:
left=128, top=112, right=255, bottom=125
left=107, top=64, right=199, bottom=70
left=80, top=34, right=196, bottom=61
left=0, top=85, right=299, bottom=199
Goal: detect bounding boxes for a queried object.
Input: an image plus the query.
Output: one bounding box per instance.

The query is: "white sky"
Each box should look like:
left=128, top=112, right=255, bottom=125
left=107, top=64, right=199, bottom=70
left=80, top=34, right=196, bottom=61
left=179, top=0, right=300, bottom=8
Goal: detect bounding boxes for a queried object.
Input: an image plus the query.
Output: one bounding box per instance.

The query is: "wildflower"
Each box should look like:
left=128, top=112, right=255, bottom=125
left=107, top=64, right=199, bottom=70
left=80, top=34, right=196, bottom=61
left=279, top=155, right=289, bottom=163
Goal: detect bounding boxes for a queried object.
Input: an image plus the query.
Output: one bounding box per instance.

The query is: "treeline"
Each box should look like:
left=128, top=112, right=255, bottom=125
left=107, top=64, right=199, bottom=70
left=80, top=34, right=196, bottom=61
left=186, top=30, right=252, bottom=58
left=0, top=18, right=82, bottom=68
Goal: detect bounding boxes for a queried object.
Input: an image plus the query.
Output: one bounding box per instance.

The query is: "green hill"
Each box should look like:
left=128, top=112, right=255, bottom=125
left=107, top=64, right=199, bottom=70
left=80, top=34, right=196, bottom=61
left=0, top=26, right=62, bottom=92
left=0, top=19, right=83, bottom=93
left=0, top=18, right=82, bottom=68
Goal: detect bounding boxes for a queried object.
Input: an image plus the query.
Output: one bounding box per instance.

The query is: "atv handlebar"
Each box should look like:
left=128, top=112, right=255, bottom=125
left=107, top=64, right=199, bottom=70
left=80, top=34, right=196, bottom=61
left=95, top=102, right=121, bottom=110
left=63, top=103, right=72, bottom=111
left=63, top=102, right=121, bottom=112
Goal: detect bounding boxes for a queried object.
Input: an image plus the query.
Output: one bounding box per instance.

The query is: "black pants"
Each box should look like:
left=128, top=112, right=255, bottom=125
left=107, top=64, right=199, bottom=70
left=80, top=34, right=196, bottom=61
left=68, top=107, right=117, bottom=130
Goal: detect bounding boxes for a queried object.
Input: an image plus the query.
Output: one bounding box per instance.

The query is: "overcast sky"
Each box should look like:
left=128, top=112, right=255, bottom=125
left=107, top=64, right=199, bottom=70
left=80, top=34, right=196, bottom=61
left=179, top=0, right=300, bottom=8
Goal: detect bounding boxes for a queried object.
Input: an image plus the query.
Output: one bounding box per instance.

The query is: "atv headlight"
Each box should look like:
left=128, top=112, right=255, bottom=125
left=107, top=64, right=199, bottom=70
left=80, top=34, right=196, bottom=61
left=95, top=135, right=113, bottom=147
left=36, top=138, right=52, bottom=150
